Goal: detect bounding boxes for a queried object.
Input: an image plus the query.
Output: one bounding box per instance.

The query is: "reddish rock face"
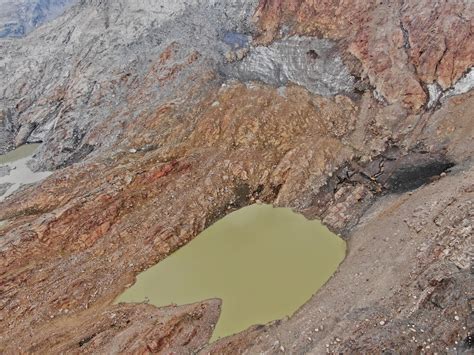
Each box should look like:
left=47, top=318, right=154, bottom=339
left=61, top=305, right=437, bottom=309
left=254, top=0, right=474, bottom=110
left=1, top=80, right=472, bottom=354
left=402, top=0, right=474, bottom=89
left=0, top=1, right=473, bottom=353
left=0, top=82, right=358, bottom=352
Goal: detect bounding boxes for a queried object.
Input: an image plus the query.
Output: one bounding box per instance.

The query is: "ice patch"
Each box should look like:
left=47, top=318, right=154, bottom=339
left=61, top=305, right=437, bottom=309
left=442, top=68, right=474, bottom=99
left=224, top=36, right=355, bottom=96
left=427, top=83, right=442, bottom=109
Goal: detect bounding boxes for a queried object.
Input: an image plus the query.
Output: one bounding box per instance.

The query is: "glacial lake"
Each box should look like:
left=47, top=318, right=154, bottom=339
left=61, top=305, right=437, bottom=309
left=0, top=144, right=51, bottom=202
left=116, top=204, right=346, bottom=341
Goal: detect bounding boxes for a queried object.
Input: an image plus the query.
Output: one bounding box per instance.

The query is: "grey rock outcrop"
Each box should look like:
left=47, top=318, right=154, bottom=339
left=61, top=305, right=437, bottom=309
left=0, top=0, right=260, bottom=170
left=0, top=0, right=77, bottom=38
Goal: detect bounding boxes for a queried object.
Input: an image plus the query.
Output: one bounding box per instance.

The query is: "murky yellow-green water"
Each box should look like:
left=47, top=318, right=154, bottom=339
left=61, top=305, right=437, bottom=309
left=116, top=204, right=346, bottom=341
left=0, top=144, right=40, bottom=165
left=0, top=144, right=51, bottom=202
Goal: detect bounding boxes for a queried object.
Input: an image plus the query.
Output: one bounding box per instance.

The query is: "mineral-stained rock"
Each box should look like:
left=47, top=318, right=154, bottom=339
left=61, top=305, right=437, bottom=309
left=0, top=0, right=260, bottom=170
left=253, top=0, right=474, bottom=111
left=401, top=0, right=474, bottom=89
left=2, top=301, right=221, bottom=354
left=1, top=79, right=472, bottom=353
left=0, top=0, right=473, bottom=353
left=0, top=82, right=360, bottom=352
left=202, top=165, right=474, bottom=354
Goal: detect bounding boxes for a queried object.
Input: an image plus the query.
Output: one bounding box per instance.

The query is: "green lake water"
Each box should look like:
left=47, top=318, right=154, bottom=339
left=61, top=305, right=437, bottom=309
left=0, top=144, right=40, bottom=165
left=116, top=204, right=346, bottom=341
left=0, top=144, right=51, bottom=202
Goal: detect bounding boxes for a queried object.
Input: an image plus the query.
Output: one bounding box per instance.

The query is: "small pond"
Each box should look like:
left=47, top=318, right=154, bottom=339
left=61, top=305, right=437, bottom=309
left=116, top=204, right=346, bottom=341
left=0, top=144, right=51, bottom=202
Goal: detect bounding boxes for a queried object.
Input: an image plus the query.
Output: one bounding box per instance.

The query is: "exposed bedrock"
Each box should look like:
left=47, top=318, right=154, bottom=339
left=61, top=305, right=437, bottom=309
left=0, top=80, right=472, bottom=352
left=0, top=0, right=260, bottom=169
left=0, top=0, right=473, bottom=353
left=204, top=166, right=473, bottom=353
left=0, top=0, right=77, bottom=38
left=0, top=0, right=472, bottom=171
left=254, top=0, right=474, bottom=111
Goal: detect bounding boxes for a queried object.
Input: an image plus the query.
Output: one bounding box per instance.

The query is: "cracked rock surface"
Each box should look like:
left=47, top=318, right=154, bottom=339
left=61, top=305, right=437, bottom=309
left=0, top=0, right=473, bottom=353
left=255, top=0, right=473, bottom=111
left=0, top=0, right=77, bottom=38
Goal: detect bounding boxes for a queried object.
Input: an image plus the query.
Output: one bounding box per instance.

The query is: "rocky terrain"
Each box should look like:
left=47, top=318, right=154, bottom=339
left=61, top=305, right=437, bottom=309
left=0, top=0, right=472, bottom=353
left=0, top=0, right=76, bottom=38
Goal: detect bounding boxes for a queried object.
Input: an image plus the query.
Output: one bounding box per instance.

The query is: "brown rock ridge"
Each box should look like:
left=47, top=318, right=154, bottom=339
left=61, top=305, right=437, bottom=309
left=0, top=1, right=473, bottom=353
left=2, top=300, right=220, bottom=354
left=254, top=0, right=474, bottom=110
left=1, top=77, right=472, bottom=353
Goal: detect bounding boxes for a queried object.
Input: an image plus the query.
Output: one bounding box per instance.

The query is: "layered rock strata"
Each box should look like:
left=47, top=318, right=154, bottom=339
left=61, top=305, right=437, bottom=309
left=0, top=0, right=472, bottom=353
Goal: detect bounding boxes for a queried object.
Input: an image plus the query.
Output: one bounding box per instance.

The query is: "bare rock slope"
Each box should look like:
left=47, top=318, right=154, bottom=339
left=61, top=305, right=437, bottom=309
left=0, top=0, right=472, bottom=353
left=0, top=0, right=77, bottom=37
